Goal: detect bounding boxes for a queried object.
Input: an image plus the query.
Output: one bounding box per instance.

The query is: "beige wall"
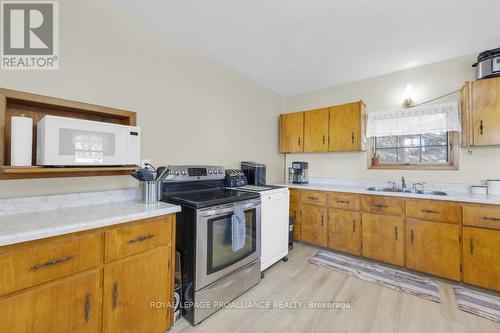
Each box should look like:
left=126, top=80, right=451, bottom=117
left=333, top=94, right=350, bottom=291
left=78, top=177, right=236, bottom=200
left=0, top=0, right=284, bottom=198
left=285, top=54, right=500, bottom=185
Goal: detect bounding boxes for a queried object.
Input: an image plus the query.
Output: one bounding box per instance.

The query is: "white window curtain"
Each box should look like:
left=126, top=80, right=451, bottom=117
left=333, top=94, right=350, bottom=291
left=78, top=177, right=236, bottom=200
left=366, top=101, right=461, bottom=138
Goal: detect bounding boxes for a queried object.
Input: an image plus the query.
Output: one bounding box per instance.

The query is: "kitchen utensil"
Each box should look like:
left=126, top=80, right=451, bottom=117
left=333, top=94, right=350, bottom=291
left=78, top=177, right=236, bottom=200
left=486, top=180, right=500, bottom=195
left=131, top=170, right=143, bottom=181
left=156, top=167, right=170, bottom=182
left=470, top=185, right=487, bottom=195
left=138, top=168, right=155, bottom=181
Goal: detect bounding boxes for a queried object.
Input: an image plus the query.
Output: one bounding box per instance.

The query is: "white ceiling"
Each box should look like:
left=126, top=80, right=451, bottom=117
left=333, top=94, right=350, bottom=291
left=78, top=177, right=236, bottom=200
left=111, top=0, right=500, bottom=96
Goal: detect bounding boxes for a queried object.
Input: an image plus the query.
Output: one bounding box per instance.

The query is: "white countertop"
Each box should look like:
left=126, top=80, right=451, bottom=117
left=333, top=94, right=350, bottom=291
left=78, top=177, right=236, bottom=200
left=275, top=182, right=500, bottom=205
left=0, top=200, right=181, bottom=247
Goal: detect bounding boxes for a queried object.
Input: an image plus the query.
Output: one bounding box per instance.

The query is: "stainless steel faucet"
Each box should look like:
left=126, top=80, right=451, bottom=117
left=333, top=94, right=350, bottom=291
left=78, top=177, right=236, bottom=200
left=401, top=176, right=406, bottom=189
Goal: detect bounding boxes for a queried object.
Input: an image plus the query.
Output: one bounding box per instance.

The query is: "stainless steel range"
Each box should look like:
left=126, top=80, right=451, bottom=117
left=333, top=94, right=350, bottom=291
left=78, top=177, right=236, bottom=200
left=161, top=165, right=261, bottom=325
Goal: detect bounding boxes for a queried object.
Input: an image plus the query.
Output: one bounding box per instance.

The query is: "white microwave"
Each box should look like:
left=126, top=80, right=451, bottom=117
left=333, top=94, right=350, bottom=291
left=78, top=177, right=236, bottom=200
left=37, top=115, right=140, bottom=166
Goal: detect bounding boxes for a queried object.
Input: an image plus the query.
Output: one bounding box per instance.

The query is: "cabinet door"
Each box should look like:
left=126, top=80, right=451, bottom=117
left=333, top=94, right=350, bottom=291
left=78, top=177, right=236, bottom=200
left=406, top=220, right=461, bottom=280
left=290, top=202, right=301, bottom=241
left=280, top=112, right=304, bottom=153
left=463, top=227, right=500, bottom=291
left=328, top=209, right=361, bottom=255
left=0, top=270, right=100, bottom=333
left=329, top=102, right=362, bottom=151
left=304, top=108, right=329, bottom=152
left=361, top=213, right=404, bottom=266
left=472, top=77, right=500, bottom=146
left=103, top=246, right=171, bottom=333
left=301, top=205, right=328, bottom=247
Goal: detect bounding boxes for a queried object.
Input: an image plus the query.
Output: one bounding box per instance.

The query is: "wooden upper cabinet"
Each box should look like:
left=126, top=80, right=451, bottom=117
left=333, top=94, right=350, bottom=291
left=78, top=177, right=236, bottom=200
left=463, top=227, right=500, bottom=291
left=304, top=108, right=329, bottom=152
left=470, top=77, right=500, bottom=146
left=279, top=112, right=304, bottom=153
left=329, top=101, right=366, bottom=152
left=0, top=270, right=100, bottom=333
left=406, top=219, right=461, bottom=281
left=300, top=204, right=328, bottom=247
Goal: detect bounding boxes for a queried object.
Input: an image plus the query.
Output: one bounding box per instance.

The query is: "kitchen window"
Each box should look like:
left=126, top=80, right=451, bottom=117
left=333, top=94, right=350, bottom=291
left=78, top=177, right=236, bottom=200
left=369, top=131, right=458, bottom=169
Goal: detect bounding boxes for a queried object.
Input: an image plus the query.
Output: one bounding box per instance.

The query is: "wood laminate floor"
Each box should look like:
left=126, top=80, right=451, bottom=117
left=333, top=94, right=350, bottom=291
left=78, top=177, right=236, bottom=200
left=170, top=242, right=500, bottom=333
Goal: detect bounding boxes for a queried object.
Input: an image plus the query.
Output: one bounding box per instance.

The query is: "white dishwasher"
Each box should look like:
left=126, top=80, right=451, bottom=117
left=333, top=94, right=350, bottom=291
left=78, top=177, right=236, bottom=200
left=232, top=185, right=290, bottom=273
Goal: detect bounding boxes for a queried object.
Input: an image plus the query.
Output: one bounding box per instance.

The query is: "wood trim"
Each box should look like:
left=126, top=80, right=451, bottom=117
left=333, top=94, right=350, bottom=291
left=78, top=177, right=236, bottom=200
left=0, top=93, right=6, bottom=166
left=0, top=166, right=137, bottom=179
left=0, top=88, right=135, bottom=119
left=367, top=132, right=459, bottom=170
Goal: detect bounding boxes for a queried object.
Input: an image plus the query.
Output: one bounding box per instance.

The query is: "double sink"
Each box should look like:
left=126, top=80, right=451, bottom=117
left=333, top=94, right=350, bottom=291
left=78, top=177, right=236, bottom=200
left=366, top=187, right=447, bottom=196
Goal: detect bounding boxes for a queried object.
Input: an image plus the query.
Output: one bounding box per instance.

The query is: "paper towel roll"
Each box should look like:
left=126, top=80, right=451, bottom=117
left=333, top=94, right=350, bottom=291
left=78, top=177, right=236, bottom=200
left=11, top=116, right=33, bottom=166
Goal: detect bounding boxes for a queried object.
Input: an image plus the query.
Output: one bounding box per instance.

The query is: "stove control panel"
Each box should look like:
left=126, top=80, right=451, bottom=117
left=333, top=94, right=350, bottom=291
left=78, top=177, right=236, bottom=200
left=164, top=165, right=225, bottom=182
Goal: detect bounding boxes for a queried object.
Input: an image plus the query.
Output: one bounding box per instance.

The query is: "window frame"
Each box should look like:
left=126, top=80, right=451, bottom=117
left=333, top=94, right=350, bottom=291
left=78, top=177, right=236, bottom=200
left=367, top=132, right=459, bottom=170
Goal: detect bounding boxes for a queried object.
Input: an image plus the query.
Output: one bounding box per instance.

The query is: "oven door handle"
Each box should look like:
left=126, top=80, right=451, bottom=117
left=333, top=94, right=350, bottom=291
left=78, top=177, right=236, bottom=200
left=198, top=199, right=260, bottom=218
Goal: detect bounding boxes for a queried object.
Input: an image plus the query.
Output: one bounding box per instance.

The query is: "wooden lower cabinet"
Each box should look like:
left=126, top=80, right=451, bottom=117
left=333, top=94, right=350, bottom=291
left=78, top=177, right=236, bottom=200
left=328, top=209, right=361, bottom=255
left=0, top=214, right=175, bottom=333
left=361, top=213, right=404, bottom=266
left=103, top=246, right=171, bottom=333
left=290, top=202, right=301, bottom=240
left=463, top=227, right=500, bottom=291
left=301, top=204, right=328, bottom=247
left=406, top=219, right=461, bottom=281
left=0, top=270, right=100, bottom=332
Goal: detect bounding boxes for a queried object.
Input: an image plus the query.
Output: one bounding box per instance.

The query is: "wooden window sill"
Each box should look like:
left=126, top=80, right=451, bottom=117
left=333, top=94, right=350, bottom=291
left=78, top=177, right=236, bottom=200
left=369, top=164, right=458, bottom=170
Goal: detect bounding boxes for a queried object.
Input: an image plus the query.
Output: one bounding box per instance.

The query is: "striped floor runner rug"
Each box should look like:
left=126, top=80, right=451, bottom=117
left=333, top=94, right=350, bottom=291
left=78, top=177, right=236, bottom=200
left=309, top=250, right=441, bottom=303
left=454, top=286, right=500, bottom=323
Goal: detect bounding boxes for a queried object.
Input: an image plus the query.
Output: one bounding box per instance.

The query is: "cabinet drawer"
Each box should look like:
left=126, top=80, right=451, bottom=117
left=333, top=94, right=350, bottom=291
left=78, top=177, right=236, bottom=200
left=105, top=215, right=172, bottom=262
left=0, top=233, right=101, bottom=296
left=361, top=196, right=404, bottom=216
left=406, top=200, right=461, bottom=224
left=464, top=205, right=500, bottom=230
left=300, top=190, right=327, bottom=206
left=328, top=193, right=360, bottom=211
left=290, top=189, right=301, bottom=204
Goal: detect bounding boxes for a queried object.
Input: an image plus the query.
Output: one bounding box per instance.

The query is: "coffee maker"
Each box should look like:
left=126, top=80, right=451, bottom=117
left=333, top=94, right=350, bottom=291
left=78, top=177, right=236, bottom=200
left=291, top=162, right=308, bottom=184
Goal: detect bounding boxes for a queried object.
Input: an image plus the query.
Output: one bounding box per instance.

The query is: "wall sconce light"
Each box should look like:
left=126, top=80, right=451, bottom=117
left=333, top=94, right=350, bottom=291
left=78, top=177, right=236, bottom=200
left=402, top=84, right=414, bottom=108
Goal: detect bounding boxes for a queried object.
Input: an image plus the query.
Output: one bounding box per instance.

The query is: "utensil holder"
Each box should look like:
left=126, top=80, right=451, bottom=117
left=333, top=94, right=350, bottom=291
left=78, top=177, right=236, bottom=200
left=140, top=181, right=161, bottom=204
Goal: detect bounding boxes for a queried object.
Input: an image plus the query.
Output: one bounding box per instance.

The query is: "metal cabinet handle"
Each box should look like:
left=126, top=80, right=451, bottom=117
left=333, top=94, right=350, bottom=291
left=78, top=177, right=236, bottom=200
left=321, top=215, right=324, bottom=226
left=112, top=282, right=119, bottom=310
left=482, top=216, right=500, bottom=222
left=410, top=230, right=414, bottom=244
left=298, top=137, right=301, bottom=146
left=373, top=203, right=388, bottom=208
left=84, top=293, right=91, bottom=323
left=394, top=226, right=398, bottom=240
left=421, top=209, right=439, bottom=214
left=323, top=135, right=326, bottom=145
left=31, top=255, right=74, bottom=270
left=336, top=200, right=350, bottom=204
left=308, top=197, right=319, bottom=201
left=352, top=220, right=356, bottom=232
left=351, top=132, right=354, bottom=144
left=128, top=234, right=154, bottom=244
left=480, top=120, right=484, bottom=135
left=470, top=238, right=474, bottom=255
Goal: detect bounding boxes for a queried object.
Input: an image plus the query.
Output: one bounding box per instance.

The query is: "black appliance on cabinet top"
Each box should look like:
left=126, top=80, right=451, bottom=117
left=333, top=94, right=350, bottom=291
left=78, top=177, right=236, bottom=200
left=161, top=165, right=261, bottom=325
left=473, top=48, right=500, bottom=80
left=225, top=169, right=248, bottom=188
left=241, top=161, right=266, bottom=186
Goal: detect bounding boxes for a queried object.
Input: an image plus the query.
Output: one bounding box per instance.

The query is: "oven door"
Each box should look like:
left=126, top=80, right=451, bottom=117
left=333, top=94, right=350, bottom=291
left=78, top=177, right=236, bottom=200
left=195, top=198, right=261, bottom=290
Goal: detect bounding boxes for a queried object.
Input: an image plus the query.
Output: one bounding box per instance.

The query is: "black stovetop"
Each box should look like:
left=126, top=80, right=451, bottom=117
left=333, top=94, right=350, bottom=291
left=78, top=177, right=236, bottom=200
left=161, top=180, right=259, bottom=209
